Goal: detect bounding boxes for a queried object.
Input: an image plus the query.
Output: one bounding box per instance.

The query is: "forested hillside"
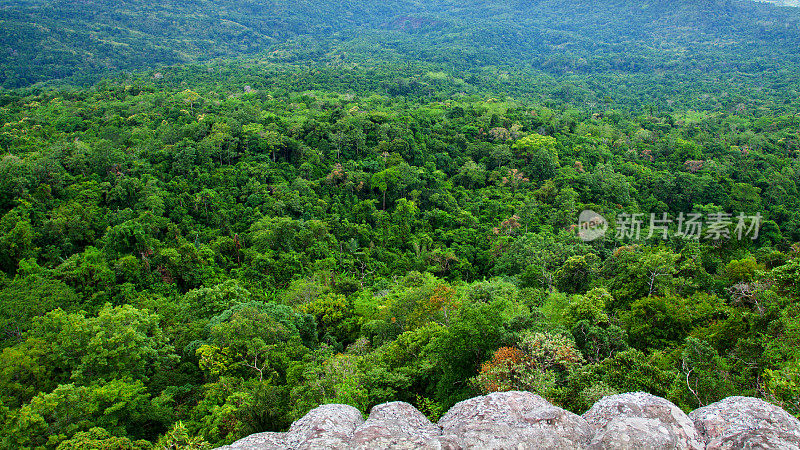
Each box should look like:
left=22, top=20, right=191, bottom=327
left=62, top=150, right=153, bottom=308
left=1, top=0, right=800, bottom=448
left=3, top=0, right=800, bottom=100
left=0, top=67, right=798, bottom=447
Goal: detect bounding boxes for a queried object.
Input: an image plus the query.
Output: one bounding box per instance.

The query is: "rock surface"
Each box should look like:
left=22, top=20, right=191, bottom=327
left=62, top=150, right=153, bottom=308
left=218, top=403, right=364, bottom=450
left=286, top=403, right=364, bottom=449
left=350, top=401, right=446, bottom=449
left=438, top=390, right=592, bottom=449
left=219, top=432, right=286, bottom=449
left=582, top=392, right=704, bottom=449
left=218, top=392, right=800, bottom=449
left=689, top=396, right=800, bottom=450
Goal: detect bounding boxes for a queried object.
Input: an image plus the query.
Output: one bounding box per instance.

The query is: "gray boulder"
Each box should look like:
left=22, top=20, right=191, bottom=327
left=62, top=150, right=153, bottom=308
left=218, top=432, right=286, bottom=449
left=582, top=392, right=704, bottom=450
left=689, top=396, right=800, bottom=450
left=351, top=401, right=453, bottom=449
left=437, top=390, right=593, bottom=449
left=285, top=403, right=364, bottom=449
left=219, top=403, right=364, bottom=449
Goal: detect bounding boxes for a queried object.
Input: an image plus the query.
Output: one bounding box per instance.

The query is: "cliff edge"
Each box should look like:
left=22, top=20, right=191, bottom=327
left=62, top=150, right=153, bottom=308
left=218, top=391, right=800, bottom=449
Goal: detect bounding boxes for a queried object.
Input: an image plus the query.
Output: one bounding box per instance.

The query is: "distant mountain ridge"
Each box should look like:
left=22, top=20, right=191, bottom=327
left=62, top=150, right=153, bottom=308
left=2, top=0, right=800, bottom=88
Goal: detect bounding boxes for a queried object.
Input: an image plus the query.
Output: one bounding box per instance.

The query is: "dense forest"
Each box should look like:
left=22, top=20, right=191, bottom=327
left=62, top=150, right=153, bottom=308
left=1, top=0, right=800, bottom=448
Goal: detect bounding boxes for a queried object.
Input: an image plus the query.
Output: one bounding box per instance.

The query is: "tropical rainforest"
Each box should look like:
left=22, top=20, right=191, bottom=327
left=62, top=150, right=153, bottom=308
left=1, top=0, right=800, bottom=448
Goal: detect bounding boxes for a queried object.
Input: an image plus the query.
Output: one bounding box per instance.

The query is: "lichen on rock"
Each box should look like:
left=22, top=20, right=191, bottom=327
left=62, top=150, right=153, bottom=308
left=582, top=392, right=704, bottom=449
left=689, top=396, right=800, bottom=450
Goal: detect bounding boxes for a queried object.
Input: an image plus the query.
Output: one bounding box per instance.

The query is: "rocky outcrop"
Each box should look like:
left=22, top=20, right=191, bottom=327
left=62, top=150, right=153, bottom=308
left=583, top=392, right=704, bottom=449
left=690, top=396, right=800, bottom=450
left=221, top=404, right=364, bottom=450
left=284, top=403, right=364, bottom=449
left=350, top=401, right=445, bottom=449
left=438, top=391, right=592, bottom=448
left=220, top=432, right=286, bottom=449
left=218, top=391, right=800, bottom=449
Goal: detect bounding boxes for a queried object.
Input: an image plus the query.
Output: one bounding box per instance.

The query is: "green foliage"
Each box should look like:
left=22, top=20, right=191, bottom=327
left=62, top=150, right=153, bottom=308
left=5, top=0, right=800, bottom=124
left=513, top=134, right=560, bottom=181
left=764, top=360, right=800, bottom=417
left=0, top=271, right=78, bottom=343
left=414, top=395, right=446, bottom=422
left=4, top=380, right=155, bottom=449
left=187, top=377, right=290, bottom=445
left=593, top=349, right=673, bottom=397
left=429, top=300, right=520, bottom=406
left=0, top=304, right=178, bottom=410
left=288, top=347, right=370, bottom=418
left=57, top=427, right=153, bottom=450
left=568, top=288, right=628, bottom=363
left=721, top=256, right=761, bottom=284
left=156, top=421, right=211, bottom=450
left=0, top=206, right=35, bottom=273
left=472, top=331, right=584, bottom=407
left=2, top=16, right=800, bottom=443
left=603, top=247, right=679, bottom=309
left=539, top=292, right=571, bottom=328
left=670, top=337, right=737, bottom=410
left=182, top=280, right=253, bottom=321
left=622, top=296, right=693, bottom=352
left=555, top=254, right=598, bottom=294
left=773, top=259, right=800, bottom=298
left=198, top=302, right=313, bottom=383
left=564, top=288, right=611, bottom=327
left=297, top=293, right=358, bottom=345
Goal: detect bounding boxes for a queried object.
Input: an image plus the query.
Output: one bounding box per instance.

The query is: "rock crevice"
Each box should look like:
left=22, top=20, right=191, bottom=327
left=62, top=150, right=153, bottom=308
left=219, top=391, right=800, bottom=449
